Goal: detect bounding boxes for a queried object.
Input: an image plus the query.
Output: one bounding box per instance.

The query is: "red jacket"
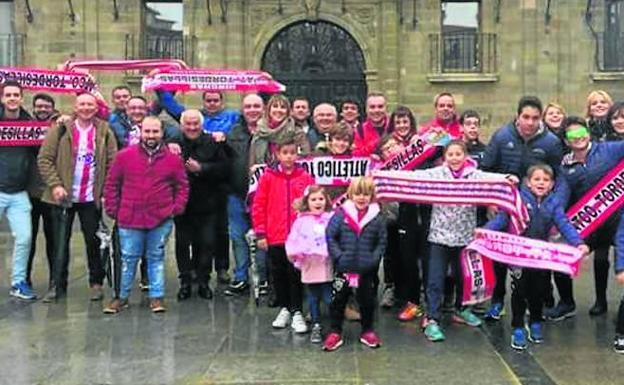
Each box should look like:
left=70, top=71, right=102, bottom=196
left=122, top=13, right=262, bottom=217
left=252, top=166, right=313, bottom=245
left=418, top=117, right=463, bottom=140
left=104, top=144, right=189, bottom=229
left=353, top=116, right=390, bottom=156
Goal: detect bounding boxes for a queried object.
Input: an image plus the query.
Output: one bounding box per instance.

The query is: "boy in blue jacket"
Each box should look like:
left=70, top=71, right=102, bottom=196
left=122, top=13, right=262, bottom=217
left=485, top=164, right=589, bottom=350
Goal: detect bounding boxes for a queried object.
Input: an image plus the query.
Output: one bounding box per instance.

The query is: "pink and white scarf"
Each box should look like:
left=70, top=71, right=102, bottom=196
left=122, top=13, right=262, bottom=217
left=0, top=67, right=96, bottom=93
left=0, top=121, right=49, bottom=146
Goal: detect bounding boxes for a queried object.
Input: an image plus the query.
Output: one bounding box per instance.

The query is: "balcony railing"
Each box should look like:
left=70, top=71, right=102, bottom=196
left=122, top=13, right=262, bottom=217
left=0, top=34, right=25, bottom=66
left=429, top=32, right=497, bottom=74
left=595, top=31, right=624, bottom=72
left=125, top=34, right=196, bottom=66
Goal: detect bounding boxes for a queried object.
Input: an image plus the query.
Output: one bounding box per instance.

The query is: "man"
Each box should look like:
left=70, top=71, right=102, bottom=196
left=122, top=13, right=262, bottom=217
left=309, top=103, right=338, bottom=150
left=224, top=93, right=267, bottom=296
left=481, top=96, right=564, bottom=320
left=103, top=116, right=188, bottom=313
left=169, top=110, right=231, bottom=300
left=339, top=99, right=361, bottom=132
left=158, top=90, right=240, bottom=136
left=292, top=97, right=311, bottom=133
left=419, top=92, right=462, bottom=139
left=353, top=92, right=389, bottom=156
left=38, top=93, right=118, bottom=302
left=110, top=95, right=180, bottom=148
left=26, top=93, right=58, bottom=289
left=108, top=86, right=132, bottom=138
left=0, top=81, right=36, bottom=300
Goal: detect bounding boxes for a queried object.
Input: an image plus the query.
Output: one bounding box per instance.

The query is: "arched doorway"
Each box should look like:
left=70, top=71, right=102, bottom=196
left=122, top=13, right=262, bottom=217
left=261, top=20, right=367, bottom=110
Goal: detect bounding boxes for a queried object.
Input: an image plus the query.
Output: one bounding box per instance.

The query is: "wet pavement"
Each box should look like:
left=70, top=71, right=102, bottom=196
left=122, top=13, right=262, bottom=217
left=0, top=229, right=623, bottom=385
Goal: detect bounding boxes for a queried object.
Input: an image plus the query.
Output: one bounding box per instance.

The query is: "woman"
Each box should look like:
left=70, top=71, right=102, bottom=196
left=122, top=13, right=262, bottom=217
left=249, top=94, right=310, bottom=167
left=585, top=90, right=613, bottom=142
left=543, top=102, right=566, bottom=142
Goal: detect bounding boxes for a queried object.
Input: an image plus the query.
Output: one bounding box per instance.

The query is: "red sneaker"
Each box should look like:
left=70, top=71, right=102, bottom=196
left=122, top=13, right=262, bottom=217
left=397, top=301, right=423, bottom=322
left=359, top=330, right=381, bottom=348
left=323, top=332, right=344, bottom=351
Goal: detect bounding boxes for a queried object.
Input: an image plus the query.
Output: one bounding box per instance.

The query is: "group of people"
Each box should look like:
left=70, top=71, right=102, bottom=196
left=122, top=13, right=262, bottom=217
left=1, top=79, right=624, bottom=354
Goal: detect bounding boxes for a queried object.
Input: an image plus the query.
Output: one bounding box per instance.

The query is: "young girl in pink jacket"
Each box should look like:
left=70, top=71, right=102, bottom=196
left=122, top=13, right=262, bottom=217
left=286, top=185, right=334, bottom=344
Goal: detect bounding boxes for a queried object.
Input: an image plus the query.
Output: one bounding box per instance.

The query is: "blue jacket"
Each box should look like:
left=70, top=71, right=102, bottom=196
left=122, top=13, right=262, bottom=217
left=485, top=185, right=583, bottom=246
left=481, top=122, right=564, bottom=178
left=109, top=116, right=181, bottom=149
left=157, top=91, right=240, bottom=134
left=559, top=141, right=624, bottom=204
left=326, top=201, right=387, bottom=274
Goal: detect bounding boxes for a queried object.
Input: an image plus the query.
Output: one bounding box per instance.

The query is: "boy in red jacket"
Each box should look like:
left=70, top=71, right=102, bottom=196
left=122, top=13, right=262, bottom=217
left=252, top=136, right=313, bottom=333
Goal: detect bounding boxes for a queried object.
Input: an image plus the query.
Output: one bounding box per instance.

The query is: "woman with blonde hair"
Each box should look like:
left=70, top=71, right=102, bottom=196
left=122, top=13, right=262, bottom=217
left=585, top=90, right=613, bottom=141
left=543, top=102, right=566, bottom=140
left=249, top=94, right=310, bottom=167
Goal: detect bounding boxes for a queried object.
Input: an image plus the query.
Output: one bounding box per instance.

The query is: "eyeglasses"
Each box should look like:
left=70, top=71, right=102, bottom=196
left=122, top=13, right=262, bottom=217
left=204, top=99, right=221, bottom=103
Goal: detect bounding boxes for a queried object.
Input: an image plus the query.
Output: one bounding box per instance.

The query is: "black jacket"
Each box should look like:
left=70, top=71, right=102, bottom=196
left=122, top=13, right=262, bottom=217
left=226, top=119, right=253, bottom=198
left=173, top=133, right=232, bottom=214
left=0, top=107, right=36, bottom=193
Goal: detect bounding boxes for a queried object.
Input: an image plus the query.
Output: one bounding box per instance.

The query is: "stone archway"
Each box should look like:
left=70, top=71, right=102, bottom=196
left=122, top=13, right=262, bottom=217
left=261, top=20, right=367, bottom=109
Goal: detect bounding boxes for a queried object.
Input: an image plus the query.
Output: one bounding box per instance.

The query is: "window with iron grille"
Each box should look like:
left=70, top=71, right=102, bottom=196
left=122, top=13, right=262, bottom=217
left=602, top=0, right=624, bottom=71
left=430, top=1, right=496, bottom=74
left=0, top=0, right=23, bottom=66
left=142, top=1, right=184, bottom=60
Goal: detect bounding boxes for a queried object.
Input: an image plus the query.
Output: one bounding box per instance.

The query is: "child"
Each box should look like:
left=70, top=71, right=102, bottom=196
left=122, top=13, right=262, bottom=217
left=417, top=140, right=513, bottom=342
left=324, top=177, right=387, bottom=351
left=485, top=164, right=589, bottom=350
left=285, top=185, right=334, bottom=343
left=251, top=136, right=314, bottom=333
left=460, top=110, right=486, bottom=165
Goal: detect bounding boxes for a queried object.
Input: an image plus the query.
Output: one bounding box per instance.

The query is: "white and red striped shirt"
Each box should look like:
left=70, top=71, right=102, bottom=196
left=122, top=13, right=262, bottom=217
left=71, top=121, right=97, bottom=203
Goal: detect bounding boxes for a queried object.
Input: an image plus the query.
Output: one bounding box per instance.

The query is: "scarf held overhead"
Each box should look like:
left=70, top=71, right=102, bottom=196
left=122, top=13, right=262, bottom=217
left=0, top=67, right=96, bottom=93
left=141, top=69, right=286, bottom=93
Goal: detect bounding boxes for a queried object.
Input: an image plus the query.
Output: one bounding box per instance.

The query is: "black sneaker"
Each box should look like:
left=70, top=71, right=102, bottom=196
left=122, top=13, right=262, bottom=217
left=177, top=285, right=192, bottom=301
left=224, top=281, right=249, bottom=296
left=614, top=335, right=624, bottom=354
left=198, top=284, right=213, bottom=300
left=545, top=302, right=576, bottom=322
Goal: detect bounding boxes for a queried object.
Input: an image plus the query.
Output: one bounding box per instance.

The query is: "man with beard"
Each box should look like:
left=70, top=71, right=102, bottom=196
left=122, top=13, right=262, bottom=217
left=292, top=97, right=311, bottom=134
left=25, top=93, right=58, bottom=290
left=103, top=116, right=188, bottom=313
left=419, top=93, right=462, bottom=140
left=0, top=81, right=37, bottom=300
left=38, top=93, right=118, bottom=302
left=169, top=110, right=231, bottom=300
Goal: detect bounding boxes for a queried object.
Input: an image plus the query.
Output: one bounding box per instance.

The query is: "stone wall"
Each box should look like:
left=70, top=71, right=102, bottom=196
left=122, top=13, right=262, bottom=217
left=9, top=0, right=624, bottom=137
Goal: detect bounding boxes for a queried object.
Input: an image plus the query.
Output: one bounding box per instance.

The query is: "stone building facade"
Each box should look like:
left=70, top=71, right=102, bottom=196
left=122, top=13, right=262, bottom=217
left=2, top=0, right=624, bottom=134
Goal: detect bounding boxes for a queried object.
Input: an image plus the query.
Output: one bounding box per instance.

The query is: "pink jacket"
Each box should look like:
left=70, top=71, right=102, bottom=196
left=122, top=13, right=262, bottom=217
left=104, top=144, right=189, bottom=229
left=285, top=211, right=334, bottom=284
left=353, top=116, right=390, bottom=156
left=418, top=117, right=463, bottom=140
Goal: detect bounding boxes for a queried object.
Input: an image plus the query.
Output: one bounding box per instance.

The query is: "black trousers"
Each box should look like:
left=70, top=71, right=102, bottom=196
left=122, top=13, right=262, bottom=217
left=396, top=224, right=427, bottom=305
left=492, top=261, right=507, bottom=304
left=27, top=197, right=55, bottom=286
left=330, top=271, right=377, bottom=333
left=383, top=223, right=401, bottom=286
left=268, top=245, right=303, bottom=312
left=175, top=210, right=227, bottom=285
left=52, top=202, right=104, bottom=291
left=511, top=268, right=549, bottom=328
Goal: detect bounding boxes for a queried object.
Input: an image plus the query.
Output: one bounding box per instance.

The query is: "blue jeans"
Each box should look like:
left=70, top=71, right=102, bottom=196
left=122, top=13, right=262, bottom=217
left=228, top=195, right=250, bottom=282
left=228, top=195, right=268, bottom=282
left=0, top=191, right=32, bottom=286
left=307, top=282, right=332, bottom=323
left=426, top=243, right=464, bottom=321
left=118, top=220, right=173, bottom=299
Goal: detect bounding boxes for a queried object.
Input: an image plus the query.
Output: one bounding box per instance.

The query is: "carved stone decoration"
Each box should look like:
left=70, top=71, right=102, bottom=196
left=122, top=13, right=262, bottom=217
left=249, top=6, right=281, bottom=36
left=303, top=0, right=321, bottom=20
left=349, top=6, right=376, bottom=38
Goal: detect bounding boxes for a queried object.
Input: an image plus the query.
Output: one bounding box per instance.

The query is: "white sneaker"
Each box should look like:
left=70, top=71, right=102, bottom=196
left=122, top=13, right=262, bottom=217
left=272, top=307, right=291, bottom=329
left=291, top=311, right=308, bottom=334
